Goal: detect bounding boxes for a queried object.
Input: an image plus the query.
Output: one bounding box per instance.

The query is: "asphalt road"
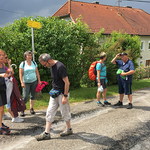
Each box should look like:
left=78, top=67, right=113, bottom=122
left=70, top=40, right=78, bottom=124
left=0, top=88, right=150, bottom=150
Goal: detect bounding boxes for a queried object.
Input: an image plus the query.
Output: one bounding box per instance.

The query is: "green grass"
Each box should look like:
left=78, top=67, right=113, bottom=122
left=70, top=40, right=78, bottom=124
left=26, top=79, right=150, bottom=110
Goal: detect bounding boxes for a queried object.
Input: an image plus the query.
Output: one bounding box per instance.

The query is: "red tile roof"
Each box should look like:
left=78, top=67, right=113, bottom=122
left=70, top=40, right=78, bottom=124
left=53, top=1, right=150, bottom=35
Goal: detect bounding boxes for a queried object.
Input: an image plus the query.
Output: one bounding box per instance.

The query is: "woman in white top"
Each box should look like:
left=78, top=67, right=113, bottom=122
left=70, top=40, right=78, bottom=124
left=19, top=51, right=41, bottom=116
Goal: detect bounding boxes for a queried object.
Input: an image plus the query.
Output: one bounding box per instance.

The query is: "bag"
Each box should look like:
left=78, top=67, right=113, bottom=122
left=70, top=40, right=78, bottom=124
left=116, top=69, right=126, bottom=79
left=49, top=89, right=61, bottom=98
left=88, top=61, right=100, bottom=81
left=35, top=81, right=48, bottom=92
left=98, top=85, right=103, bottom=92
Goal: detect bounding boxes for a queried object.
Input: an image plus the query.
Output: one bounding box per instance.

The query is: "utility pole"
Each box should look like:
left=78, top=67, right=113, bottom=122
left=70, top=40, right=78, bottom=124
left=117, top=0, right=122, bottom=6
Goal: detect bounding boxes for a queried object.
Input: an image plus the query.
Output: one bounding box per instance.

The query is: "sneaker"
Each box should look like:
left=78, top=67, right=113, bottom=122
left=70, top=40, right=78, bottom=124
left=0, top=127, right=10, bottom=135
left=104, top=101, right=111, bottom=105
left=114, top=101, right=123, bottom=106
left=3, top=114, right=11, bottom=120
left=2, top=123, right=9, bottom=130
left=12, top=117, right=24, bottom=123
left=20, top=111, right=25, bottom=117
left=97, top=101, right=104, bottom=107
left=35, top=132, right=51, bottom=141
left=127, top=103, right=133, bottom=109
left=30, top=108, right=35, bottom=115
left=60, top=128, right=73, bottom=137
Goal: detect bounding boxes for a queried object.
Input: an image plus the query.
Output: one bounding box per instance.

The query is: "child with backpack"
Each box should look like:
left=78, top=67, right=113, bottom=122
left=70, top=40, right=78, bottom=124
left=96, top=52, right=111, bottom=106
left=89, top=52, right=111, bottom=106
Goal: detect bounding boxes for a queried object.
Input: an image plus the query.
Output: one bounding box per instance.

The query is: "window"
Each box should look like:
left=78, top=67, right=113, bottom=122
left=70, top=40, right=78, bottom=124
left=148, top=41, right=150, bottom=50
left=146, top=60, right=150, bottom=66
left=141, top=41, right=144, bottom=50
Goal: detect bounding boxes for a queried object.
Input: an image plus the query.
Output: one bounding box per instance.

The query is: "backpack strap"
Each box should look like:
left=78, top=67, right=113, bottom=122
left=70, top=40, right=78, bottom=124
left=23, top=61, right=25, bottom=68
left=22, top=61, right=36, bottom=69
left=32, top=61, right=36, bottom=66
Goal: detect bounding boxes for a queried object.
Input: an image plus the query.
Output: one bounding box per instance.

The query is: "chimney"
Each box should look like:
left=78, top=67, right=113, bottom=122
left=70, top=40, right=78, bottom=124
left=68, top=0, right=72, bottom=14
left=126, top=6, right=132, bottom=8
left=92, top=1, right=99, bottom=4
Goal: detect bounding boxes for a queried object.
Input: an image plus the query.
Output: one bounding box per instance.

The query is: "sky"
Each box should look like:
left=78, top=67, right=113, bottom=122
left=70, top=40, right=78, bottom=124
left=0, top=0, right=150, bottom=27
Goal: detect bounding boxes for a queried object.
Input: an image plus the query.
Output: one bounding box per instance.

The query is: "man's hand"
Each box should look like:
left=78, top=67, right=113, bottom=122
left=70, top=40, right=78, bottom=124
left=62, top=96, right=68, bottom=104
left=111, top=53, right=120, bottom=64
left=120, top=72, right=127, bottom=76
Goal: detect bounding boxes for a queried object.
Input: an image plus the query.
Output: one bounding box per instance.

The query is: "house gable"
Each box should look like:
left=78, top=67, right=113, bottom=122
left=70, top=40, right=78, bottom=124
left=53, top=1, right=150, bottom=36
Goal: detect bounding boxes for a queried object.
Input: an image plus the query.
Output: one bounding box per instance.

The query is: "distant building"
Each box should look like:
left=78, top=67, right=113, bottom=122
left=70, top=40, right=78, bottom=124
left=53, top=0, right=150, bottom=66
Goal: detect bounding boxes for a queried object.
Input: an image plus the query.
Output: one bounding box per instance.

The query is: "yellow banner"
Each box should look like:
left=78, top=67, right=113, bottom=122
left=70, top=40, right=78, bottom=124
left=27, top=20, right=42, bottom=29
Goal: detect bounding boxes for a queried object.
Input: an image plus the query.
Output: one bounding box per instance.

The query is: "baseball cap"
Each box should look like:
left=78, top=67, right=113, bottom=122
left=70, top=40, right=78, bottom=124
left=119, top=52, right=128, bottom=56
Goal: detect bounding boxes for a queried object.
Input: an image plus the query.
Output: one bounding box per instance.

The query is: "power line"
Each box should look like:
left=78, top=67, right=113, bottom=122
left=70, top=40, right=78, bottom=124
left=0, top=8, right=23, bottom=14
left=122, top=0, right=150, bottom=3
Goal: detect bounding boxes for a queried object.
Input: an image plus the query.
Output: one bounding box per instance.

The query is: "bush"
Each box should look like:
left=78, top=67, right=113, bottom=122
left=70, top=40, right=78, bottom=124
left=0, top=17, right=97, bottom=90
left=134, top=66, right=150, bottom=80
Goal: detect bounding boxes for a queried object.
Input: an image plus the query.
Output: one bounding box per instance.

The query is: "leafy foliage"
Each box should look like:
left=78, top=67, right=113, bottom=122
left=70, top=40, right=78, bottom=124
left=0, top=18, right=141, bottom=90
left=98, top=32, right=141, bottom=85
left=0, top=17, right=97, bottom=90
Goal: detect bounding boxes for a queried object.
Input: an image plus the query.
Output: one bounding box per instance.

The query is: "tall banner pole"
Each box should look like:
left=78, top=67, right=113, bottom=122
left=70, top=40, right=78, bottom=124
left=27, top=19, right=42, bottom=62
left=31, top=27, right=35, bottom=61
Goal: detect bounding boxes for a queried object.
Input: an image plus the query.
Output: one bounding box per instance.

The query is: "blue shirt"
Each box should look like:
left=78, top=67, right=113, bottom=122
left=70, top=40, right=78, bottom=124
left=96, top=63, right=106, bottom=79
left=19, top=61, right=37, bottom=83
left=116, top=59, right=135, bottom=80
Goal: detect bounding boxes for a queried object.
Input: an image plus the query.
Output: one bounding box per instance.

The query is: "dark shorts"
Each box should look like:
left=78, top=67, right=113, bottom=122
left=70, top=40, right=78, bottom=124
left=0, top=86, right=7, bottom=106
left=97, top=79, right=107, bottom=89
left=118, top=76, right=132, bottom=95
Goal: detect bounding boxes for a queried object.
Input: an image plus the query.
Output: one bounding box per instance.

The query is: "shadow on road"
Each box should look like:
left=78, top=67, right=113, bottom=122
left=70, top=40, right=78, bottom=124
left=132, top=106, right=150, bottom=111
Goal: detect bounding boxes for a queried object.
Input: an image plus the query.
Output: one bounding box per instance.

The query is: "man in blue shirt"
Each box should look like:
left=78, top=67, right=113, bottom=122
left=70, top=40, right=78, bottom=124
left=111, top=52, right=135, bottom=109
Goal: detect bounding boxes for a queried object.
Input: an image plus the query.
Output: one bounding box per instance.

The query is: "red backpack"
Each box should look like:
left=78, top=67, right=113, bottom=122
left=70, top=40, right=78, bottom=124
left=88, top=61, right=100, bottom=81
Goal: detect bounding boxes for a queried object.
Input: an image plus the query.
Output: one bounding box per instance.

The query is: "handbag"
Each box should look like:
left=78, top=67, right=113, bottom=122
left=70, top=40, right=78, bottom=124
left=49, top=89, right=61, bottom=98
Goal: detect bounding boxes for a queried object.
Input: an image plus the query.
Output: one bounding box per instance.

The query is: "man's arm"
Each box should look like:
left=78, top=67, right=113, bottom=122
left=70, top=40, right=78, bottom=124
left=120, top=70, right=135, bottom=76
left=111, top=54, right=120, bottom=64
left=62, top=76, right=70, bottom=104
left=121, top=61, right=135, bottom=76
left=62, top=76, right=70, bottom=95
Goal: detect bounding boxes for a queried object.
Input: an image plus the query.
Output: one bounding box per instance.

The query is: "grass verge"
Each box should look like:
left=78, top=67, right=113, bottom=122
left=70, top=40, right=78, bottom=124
left=26, top=79, right=150, bottom=110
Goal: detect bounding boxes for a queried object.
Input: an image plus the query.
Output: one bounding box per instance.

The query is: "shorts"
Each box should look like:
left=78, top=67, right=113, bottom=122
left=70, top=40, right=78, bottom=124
left=118, top=76, right=132, bottom=95
left=96, top=79, right=107, bottom=89
left=23, top=80, right=37, bottom=103
left=46, top=94, right=71, bottom=123
left=0, top=87, right=7, bottom=107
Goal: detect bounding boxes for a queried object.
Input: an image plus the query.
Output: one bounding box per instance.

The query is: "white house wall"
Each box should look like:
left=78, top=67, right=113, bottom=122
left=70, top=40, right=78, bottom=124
left=139, top=36, right=150, bottom=66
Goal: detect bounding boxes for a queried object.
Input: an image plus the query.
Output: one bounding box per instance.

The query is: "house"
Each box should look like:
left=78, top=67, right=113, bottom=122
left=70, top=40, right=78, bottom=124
left=53, top=0, right=150, bottom=66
